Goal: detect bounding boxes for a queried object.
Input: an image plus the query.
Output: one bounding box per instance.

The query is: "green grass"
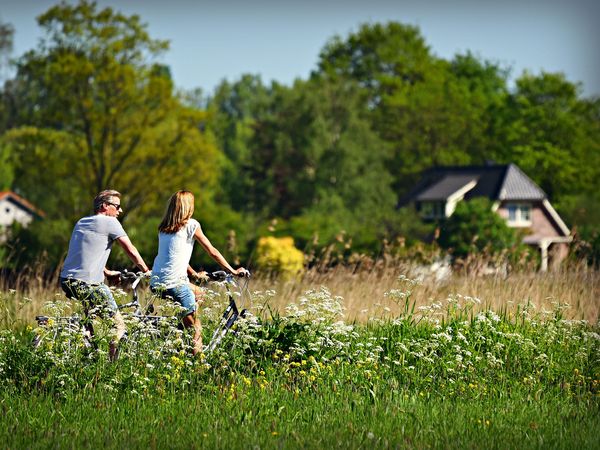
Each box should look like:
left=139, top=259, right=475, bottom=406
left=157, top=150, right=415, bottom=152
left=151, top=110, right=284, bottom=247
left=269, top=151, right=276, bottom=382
left=1, top=386, right=598, bottom=449
left=0, top=279, right=598, bottom=449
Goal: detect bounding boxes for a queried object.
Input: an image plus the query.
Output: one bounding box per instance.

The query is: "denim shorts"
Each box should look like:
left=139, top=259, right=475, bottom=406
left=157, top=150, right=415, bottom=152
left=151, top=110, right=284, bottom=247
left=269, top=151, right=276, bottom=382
left=151, top=283, right=196, bottom=316
left=60, top=278, right=118, bottom=315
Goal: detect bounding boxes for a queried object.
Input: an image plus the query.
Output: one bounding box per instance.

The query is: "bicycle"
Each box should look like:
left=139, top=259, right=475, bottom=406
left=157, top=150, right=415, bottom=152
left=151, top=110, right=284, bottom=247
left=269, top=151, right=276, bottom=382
left=31, top=271, right=160, bottom=358
left=32, top=270, right=253, bottom=359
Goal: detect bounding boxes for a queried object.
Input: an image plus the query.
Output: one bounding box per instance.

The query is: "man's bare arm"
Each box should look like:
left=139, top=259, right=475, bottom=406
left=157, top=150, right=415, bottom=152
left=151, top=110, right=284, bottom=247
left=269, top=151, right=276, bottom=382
left=115, top=236, right=150, bottom=273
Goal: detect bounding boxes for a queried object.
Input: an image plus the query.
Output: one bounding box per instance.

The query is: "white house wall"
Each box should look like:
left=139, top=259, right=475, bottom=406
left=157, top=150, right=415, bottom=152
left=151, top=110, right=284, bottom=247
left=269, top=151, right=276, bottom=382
left=0, top=198, right=34, bottom=227
left=496, top=202, right=563, bottom=242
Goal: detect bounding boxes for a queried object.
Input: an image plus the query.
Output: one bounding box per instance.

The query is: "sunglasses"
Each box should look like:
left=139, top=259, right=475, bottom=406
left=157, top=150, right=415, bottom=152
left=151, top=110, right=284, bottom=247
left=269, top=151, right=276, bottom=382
left=105, top=201, right=123, bottom=211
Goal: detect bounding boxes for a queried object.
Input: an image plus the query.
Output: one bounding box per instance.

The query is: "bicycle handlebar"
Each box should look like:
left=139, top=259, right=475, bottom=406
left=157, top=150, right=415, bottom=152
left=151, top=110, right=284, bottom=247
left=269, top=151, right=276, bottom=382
left=207, top=270, right=229, bottom=281
left=120, top=270, right=146, bottom=280
left=117, top=269, right=250, bottom=288
left=206, top=270, right=251, bottom=282
left=118, top=270, right=249, bottom=281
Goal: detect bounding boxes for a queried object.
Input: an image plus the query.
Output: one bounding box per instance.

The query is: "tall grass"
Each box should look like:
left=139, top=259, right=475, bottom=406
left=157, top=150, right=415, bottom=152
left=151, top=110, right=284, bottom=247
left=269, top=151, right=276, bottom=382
left=2, top=260, right=599, bottom=326
left=252, top=262, right=599, bottom=323
left=0, top=266, right=598, bottom=448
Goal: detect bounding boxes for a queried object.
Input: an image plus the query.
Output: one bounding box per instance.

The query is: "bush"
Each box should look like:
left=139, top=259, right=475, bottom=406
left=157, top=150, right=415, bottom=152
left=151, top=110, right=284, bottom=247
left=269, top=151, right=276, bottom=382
left=255, top=236, right=304, bottom=278
left=438, top=198, right=521, bottom=260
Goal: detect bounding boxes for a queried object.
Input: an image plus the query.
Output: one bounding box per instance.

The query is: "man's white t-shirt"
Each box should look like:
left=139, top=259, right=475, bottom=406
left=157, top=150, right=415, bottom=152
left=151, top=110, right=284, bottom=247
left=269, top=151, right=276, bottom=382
left=151, top=219, right=200, bottom=289
left=60, top=215, right=127, bottom=284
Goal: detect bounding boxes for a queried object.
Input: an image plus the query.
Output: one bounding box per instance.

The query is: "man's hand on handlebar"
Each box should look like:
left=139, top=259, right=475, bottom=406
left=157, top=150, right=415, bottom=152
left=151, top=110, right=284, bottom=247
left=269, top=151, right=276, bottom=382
left=192, top=270, right=210, bottom=283
left=105, top=269, right=122, bottom=285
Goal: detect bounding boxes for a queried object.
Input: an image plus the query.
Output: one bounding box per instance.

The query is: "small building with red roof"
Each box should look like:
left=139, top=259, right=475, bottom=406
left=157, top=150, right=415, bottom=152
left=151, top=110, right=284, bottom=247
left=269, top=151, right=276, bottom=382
left=0, top=191, right=45, bottom=230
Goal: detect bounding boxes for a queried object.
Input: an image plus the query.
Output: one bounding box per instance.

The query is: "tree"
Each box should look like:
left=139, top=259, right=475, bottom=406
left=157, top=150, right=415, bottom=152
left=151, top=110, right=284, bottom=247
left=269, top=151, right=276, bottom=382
left=497, top=72, right=600, bottom=203
left=208, top=75, right=271, bottom=212
left=316, top=22, right=512, bottom=197
left=0, top=19, right=13, bottom=80
left=0, top=20, right=15, bottom=184
left=4, top=1, right=221, bottom=267
left=9, top=1, right=219, bottom=217
left=317, top=22, right=433, bottom=98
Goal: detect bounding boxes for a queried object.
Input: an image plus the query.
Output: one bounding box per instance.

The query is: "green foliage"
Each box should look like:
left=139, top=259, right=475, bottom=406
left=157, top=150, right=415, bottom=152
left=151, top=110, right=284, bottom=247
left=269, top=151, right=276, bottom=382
left=0, top=281, right=598, bottom=448
left=3, top=219, right=72, bottom=269
left=208, top=74, right=398, bottom=256
left=497, top=72, right=600, bottom=203
left=0, top=141, right=13, bottom=189
left=2, top=11, right=599, bottom=269
left=316, top=23, right=512, bottom=195
left=0, top=20, right=14, bottom=132
left=2, top=1, right=223, bottom=269
left=255, top=236, right=304, bottom=278
left=208, top=75, right=271, bottom=213
left=9, top=0, right=221, bottom=220
left=438, top=198, right=521, bottom=259
left=561, top=192, right=600, bottom=266
left=190, top=201, right=248, bottom=269
left=0, top=19, right=13, bottom=74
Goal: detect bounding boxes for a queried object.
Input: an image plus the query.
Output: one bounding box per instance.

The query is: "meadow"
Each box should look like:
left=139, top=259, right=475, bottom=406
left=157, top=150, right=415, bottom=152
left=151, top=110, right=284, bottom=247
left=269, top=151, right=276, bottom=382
left=0, top=265, right=599, bottom=449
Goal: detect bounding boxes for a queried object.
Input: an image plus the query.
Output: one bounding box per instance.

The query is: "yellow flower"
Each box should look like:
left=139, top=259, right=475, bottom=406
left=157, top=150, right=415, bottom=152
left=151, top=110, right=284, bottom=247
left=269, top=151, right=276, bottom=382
left=170, top=356, right=184, bottom=368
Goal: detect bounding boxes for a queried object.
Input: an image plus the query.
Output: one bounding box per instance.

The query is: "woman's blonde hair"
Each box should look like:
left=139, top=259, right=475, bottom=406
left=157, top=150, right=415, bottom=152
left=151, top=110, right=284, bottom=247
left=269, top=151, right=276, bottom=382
left=158, top=190, right=195, bottom=234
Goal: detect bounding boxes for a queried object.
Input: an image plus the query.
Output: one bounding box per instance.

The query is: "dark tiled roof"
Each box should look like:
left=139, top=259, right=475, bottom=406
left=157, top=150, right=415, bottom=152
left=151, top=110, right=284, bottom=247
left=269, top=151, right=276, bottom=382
left=400, top=163, right=546, bottom=205
left=497, top=164, right=546, bottom=200
left=416, top=175, right=478, bottom=201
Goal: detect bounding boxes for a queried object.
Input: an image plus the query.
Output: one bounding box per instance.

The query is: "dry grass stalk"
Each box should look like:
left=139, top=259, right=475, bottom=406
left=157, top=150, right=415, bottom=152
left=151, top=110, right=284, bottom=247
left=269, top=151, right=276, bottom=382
left=251, top=262, right=599, bottom=323
left=2, top=261, right=598, bottom=325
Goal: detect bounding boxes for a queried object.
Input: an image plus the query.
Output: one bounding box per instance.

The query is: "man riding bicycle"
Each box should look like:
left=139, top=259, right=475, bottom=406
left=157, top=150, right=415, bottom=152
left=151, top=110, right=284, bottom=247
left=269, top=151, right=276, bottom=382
left=60, top=190, right=151, bottom=361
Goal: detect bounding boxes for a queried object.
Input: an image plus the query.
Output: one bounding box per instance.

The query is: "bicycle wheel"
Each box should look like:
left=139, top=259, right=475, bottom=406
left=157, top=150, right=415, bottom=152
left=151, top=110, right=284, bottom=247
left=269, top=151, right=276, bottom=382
left=118, top=314, right=190, bottom=360
left=31, top=316, right=93, bottom=358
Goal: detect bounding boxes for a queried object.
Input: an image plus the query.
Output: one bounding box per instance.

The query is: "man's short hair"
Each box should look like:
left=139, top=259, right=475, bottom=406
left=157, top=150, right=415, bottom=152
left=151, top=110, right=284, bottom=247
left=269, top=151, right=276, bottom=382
left=94, top=190, right=121, bottom=213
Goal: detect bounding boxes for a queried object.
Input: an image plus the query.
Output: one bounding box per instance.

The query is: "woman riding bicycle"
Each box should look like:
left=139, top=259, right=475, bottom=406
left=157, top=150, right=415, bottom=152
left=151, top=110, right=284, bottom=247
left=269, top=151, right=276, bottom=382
left=150, top=190, right=248, bottom=356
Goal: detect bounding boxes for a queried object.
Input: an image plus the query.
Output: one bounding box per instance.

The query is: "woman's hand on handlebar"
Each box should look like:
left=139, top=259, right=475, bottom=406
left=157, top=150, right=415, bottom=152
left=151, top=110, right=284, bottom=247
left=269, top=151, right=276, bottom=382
left=233, top=267, right=250, bottom=278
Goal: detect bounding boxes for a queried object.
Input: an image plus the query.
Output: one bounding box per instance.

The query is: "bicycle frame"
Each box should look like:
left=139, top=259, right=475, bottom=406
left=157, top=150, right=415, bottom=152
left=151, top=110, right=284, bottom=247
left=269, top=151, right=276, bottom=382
left=33, top=271, right=152, bottom=352
left=203, top=271, right=250, bottom=355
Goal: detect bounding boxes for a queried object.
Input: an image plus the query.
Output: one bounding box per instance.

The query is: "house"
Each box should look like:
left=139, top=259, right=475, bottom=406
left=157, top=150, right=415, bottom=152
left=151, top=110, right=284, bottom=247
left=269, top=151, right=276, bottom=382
left=399, top=164, right=572, bottom=271
left=0, top=191, right=45, bottom=237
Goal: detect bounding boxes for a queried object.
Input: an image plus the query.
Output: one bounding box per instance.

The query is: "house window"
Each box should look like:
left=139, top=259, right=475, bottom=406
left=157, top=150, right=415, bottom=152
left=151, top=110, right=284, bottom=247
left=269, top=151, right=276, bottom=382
left=420, top=201, right=445, bottom=219
left=506, top=203, right=532, bottom=226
